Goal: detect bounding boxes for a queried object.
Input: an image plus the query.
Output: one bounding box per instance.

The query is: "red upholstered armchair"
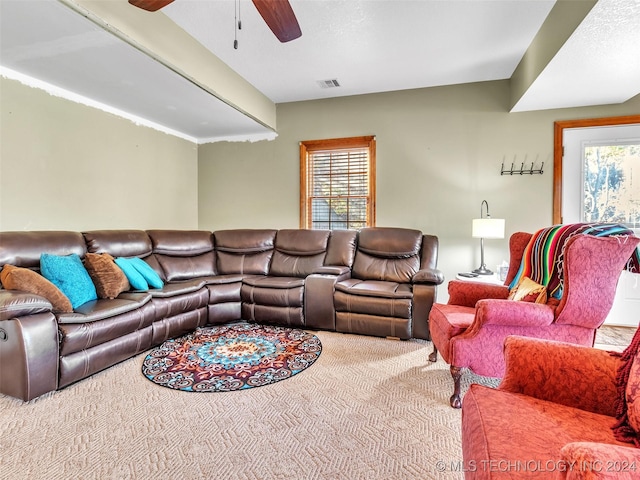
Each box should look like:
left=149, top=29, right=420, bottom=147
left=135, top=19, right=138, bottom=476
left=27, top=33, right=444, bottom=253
left=429, top=228, right=640, bottom=408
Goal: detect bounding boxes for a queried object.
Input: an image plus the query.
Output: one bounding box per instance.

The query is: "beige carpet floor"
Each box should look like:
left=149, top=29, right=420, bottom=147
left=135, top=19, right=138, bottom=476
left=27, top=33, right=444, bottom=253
left=1, top=330, right=502, bottom=480
left=2, top=326, right=633, bottom=480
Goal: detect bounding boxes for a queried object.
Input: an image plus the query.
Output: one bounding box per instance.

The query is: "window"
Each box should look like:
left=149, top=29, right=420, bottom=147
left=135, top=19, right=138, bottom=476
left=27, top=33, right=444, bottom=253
left=300, top=136, right=376, bottom=230
left=582, top=142, right=639, bottom=228
left=553, top=115, right=640, bottom=226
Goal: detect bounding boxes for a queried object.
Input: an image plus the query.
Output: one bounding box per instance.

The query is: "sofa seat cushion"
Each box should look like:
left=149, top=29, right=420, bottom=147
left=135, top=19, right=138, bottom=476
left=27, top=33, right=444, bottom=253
left=334, top=279, right=414, bottom=334
left=151, top=287, right=209, bottom=320
left=148, top=279, right=206, bottom=298
left=56, top=292, right=152, bottom=324
left=462, top=384, right=630, bottom=480
left=335, top=279, right=413, bottom=299
left=241, top=277, right=304, bottom=307
left=428, top=303, right=474, bottom=362
left=202, top=274, right=244, bottom=285
left=58, top=300, right=156, bottom=356
left=242, top=276, right=305, bottom=289
left=241, top=276, right=305, bottom=325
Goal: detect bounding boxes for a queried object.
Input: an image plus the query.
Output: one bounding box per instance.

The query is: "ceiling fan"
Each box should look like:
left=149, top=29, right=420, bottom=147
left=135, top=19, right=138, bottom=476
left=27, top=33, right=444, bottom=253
left=128, top=0, right=302, bottom=43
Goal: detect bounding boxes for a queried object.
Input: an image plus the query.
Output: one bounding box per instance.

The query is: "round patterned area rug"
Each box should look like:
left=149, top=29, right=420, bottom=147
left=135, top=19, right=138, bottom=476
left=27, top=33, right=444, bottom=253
left=142, top=322, right=322, bottom=392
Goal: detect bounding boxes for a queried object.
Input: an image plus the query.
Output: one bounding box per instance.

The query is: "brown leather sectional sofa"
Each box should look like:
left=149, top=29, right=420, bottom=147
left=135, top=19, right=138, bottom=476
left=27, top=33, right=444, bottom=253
left=0, top=227, right=442, bottom=401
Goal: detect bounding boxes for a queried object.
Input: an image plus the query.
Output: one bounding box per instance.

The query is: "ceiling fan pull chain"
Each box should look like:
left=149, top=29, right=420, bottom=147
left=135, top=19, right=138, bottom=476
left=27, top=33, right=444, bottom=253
left=234, top=0, right=240, bottom=49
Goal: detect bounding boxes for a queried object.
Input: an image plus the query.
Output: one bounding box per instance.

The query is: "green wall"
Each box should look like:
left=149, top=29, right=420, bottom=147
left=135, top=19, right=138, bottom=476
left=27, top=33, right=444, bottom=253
left=0, top=77, right=198, bottom=231
left=198, top=80, right=640, bottom=289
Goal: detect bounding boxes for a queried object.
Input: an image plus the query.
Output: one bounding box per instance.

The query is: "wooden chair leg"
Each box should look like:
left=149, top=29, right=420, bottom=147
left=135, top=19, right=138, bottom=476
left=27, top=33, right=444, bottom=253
left=450, top=366, right=462, bottom=409
left=428, top=345, right=438, bottom=362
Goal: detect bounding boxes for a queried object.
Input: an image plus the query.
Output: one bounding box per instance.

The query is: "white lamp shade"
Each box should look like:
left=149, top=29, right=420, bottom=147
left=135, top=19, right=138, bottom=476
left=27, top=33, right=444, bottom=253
left=472, top=218, right=505, bottom=239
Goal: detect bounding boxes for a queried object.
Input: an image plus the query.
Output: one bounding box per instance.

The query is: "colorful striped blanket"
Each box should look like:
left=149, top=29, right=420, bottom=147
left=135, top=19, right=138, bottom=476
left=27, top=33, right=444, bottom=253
left=509, top=223, right=640, bottom=300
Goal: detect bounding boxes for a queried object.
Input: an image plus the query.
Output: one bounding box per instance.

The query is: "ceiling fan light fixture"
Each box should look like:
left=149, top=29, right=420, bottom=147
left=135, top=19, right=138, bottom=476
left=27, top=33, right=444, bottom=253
left=251, top=0, right=302, bottom=43
left=129, top=0, right=302, bottom=44
left=128, top=0, right=175, bottom=12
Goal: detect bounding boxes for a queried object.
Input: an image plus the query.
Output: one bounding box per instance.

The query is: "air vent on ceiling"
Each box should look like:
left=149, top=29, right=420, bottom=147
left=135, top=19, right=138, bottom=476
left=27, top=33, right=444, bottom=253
left=317, top=79, right=341, bottom=89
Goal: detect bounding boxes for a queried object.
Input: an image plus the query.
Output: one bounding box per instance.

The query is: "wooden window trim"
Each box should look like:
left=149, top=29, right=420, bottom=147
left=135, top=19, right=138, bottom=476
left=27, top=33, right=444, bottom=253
left=553, top=115, right=640, bottom=224
left=300, top=136, right=376, bottom=229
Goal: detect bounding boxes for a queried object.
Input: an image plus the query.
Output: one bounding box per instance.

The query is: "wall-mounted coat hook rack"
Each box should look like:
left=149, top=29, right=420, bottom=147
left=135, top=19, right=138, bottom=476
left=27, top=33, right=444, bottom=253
left=500, top=161, right=544, bottom=176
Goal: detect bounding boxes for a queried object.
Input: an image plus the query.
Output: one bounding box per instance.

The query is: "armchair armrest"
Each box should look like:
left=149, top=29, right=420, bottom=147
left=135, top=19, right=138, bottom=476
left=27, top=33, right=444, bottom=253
left=500, top=336, right=620, bottom=416
left=473, top=299, right=555, bottom=328
left=447, top=280, right=509, bottom=308
left=412, top=268, right=444, bottom=285
left=560, top=442, right=640, bottom=480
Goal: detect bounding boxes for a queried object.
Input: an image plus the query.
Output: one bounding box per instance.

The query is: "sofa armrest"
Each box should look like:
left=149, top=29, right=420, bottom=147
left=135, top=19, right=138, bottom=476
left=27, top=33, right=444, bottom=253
left=314, top=265, right=351, bottom=276
left=447, top=280, right=509, bottom=308
left=412, top=268, right=444, bottom=285
left=560, top=442, right=640, bottom=480
left=304, top=272, right=348, bottom=331
left=473, top=299, right=555, bottom=328
left=499, top=336, right=620, bottom=416
left=0, top=312, right=60, bottom=401
left=0, top=290, right=53, bottom=321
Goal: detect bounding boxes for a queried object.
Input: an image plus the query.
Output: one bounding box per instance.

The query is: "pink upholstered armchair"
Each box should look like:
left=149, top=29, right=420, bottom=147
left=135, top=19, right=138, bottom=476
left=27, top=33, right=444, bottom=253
left=429, top=228, right=640, bottom=408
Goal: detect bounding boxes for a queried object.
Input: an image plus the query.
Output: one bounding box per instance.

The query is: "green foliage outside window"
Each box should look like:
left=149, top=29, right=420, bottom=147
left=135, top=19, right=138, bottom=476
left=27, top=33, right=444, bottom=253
left=583, top=144, right=640, bottom=228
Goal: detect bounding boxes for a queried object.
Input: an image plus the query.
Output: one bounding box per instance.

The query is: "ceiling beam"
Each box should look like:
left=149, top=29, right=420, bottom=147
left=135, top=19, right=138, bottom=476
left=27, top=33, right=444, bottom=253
left=509, top=0, right=597, bottom=111
left=61, top=0, right=277, bottom=132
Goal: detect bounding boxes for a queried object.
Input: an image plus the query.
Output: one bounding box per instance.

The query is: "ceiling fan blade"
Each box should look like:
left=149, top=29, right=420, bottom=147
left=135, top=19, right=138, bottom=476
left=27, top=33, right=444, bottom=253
left=128, top=0, right=175, bottom=12
left=251, top=0, right=302, bottom=43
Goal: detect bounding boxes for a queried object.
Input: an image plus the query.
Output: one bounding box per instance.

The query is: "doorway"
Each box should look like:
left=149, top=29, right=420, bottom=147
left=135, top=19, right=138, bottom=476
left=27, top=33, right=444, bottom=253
left=554, top=115, right=640, bottom=327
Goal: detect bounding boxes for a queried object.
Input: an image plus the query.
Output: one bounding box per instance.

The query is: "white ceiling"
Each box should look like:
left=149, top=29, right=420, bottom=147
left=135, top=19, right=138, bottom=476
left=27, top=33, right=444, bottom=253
left=0, top=0, right=273, bottom=142
left=163, top=0, right=555, bottom=103
left=1, top=0, right=639, bottom=143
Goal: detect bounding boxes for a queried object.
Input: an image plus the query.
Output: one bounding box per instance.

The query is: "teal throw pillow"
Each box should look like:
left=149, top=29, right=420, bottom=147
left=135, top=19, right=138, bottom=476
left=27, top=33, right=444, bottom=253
left=114, top=257, right=148, bottom=291
left=129, top=257, right=164, bottom=289
left=40, top=253, right=98, bottom=309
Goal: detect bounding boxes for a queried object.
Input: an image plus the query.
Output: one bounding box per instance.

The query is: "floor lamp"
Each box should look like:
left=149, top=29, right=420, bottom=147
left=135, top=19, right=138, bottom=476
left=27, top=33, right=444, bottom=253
left=472, top=200, right=505, bottom=275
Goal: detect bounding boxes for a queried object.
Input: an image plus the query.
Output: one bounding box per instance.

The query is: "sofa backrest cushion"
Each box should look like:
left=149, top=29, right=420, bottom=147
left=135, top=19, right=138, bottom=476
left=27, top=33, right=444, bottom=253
left=0, top=231, right=86, bottom=270
left=324, top=230, right=358, bottom=267
left=214, top=229, right=277, bottom=275
left=147, top=230, right=216, bottom=282
left=147, top=230, right=213, bottom=256
left=352, top=227, right=422, bottom=283
left=270, top=229, right=330, bottom=277
left=83, top=230, right=152, bottom=258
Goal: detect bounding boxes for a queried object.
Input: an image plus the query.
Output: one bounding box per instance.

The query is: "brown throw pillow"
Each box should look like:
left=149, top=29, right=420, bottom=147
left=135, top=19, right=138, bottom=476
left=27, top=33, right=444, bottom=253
left=507, top=276, right=548, bottom=304
left=0, top=264, right=73, bottom=313
left=83, top=253, right=130, bottom=299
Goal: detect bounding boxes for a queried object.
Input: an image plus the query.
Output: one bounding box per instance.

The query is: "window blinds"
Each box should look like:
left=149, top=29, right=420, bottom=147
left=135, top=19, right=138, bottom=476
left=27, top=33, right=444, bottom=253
left=307, top=148, right=370, bottom=230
